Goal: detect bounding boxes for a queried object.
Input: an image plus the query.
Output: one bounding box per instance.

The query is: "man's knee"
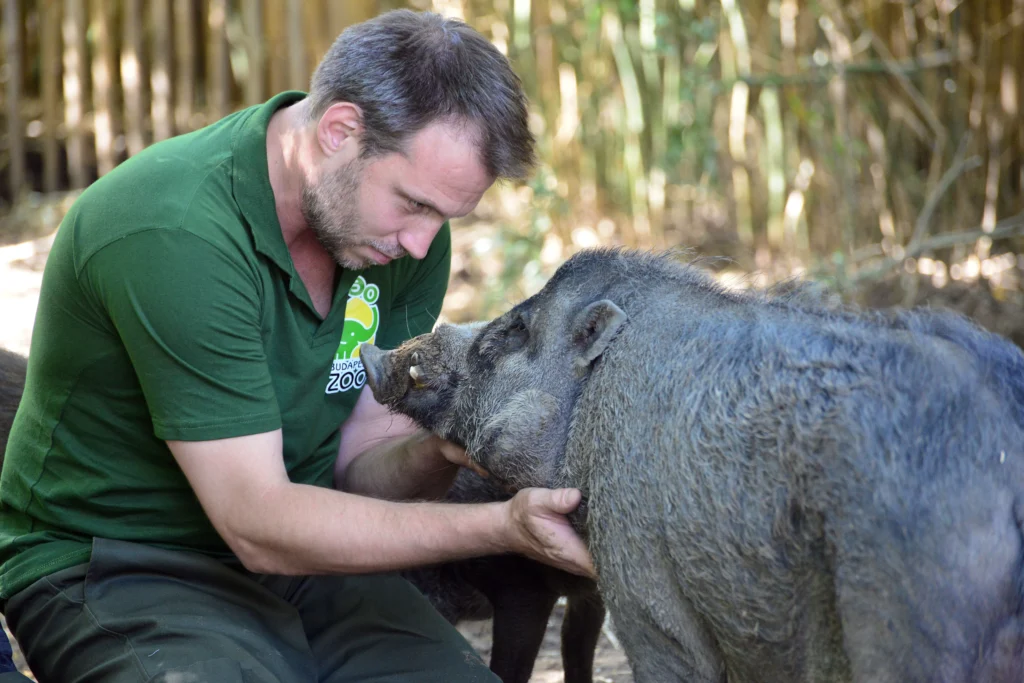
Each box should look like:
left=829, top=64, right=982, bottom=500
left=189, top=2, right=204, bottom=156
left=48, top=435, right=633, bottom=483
left=5, top=546, right=314, bottom=683
left=292, top=573, right=499, bottom=683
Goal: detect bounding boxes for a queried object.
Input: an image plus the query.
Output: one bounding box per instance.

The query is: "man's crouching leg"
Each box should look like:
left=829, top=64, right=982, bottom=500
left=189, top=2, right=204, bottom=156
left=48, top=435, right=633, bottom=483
left=266, top=572, right=498, bottom=683
left=4, top=538, right=318, bottom=682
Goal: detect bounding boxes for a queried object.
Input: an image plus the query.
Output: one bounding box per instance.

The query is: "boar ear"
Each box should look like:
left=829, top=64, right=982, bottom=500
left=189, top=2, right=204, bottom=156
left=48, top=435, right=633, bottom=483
left=572, top=299, right=627, bottom=372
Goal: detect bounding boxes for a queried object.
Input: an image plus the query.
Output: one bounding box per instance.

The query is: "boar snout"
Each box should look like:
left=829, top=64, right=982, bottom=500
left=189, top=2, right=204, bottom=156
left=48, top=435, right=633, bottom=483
left=359, top=337, right=465, bottom=439
left=360, top=342, right=432, bottom=402
left=358, top=342, right=418, bottom=407
left=359, top=343, right=386, bottom=394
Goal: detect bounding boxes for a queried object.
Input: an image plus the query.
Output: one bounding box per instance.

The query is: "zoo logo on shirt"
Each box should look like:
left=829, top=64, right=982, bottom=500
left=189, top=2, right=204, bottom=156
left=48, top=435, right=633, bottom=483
left=326, top=276, right=380, bottom=394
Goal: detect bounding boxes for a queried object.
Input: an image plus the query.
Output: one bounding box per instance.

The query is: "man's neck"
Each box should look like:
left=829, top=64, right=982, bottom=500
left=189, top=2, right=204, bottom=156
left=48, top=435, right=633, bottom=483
left=266, top=102, right=313, bottom=248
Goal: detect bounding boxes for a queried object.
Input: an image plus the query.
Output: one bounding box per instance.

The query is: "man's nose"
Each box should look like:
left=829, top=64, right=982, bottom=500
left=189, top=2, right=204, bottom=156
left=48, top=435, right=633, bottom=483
left=399, top=221, right=443, bottom=260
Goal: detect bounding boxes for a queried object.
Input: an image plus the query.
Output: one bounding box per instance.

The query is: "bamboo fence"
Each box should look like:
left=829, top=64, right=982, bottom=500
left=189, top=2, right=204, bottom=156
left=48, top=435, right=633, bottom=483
left=1, top=0, right=1022, bottom=281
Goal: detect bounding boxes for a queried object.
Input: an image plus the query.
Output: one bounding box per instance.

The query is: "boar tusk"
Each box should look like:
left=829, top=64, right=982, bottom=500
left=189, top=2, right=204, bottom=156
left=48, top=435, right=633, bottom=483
left=409, top=365, right=423, bottom=382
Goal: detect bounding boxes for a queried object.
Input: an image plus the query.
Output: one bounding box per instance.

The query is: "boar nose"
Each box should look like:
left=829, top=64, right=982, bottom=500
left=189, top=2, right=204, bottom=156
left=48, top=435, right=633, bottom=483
left=359, top=344, right=385, bottom=395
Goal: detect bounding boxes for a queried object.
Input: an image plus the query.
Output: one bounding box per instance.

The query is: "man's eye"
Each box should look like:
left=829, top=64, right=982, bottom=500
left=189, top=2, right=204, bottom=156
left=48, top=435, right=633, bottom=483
left=408, top=199, right=427, bottom=212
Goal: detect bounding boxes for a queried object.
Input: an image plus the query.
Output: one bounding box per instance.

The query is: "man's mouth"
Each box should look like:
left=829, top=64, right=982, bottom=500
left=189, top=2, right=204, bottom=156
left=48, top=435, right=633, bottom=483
left=367, top=244, right=407, bottom=265
left=369, top=248, right=391, bottom=265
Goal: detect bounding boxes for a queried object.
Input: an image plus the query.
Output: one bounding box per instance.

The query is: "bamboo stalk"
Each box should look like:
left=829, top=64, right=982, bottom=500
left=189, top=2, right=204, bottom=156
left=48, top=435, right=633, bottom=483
left=91, top=0, right=117, bottom=176
left=604, top=6, right=648, bottom=246
left=41, top=0, right=62, bottom=193
left=604, top=11, right=644, bottom=137
left=1010, top=0, right=1024, bottom=194
left=303, top=2, right=328, bottom=82
left=175, top=0, right=196, bottom=131
left=760, top=87, right=785, bottom=249
left=265, top=0, right=287, bottom=95
left=243, top=0, right=265, bottom=104
left=779, top=0, right=808, bottom=255
left=721, top=0, right=753, bottom=246
left=4, top=0, right=24, bottom=200
left=150, top=0, right=172, bottom=141
left=513, top=0, right=531, bottom=52
left=327, top=1, right=347, bottom=39
left=208, top=0, right=230, bottom=118
left=63, top=0, right=88, bottom=189
left=533, top=0, right=558, bottom=131
left=122, top=0, right=146, bottom=156
left=819, top=5, right=856, bottom=258
left=288, top=0, right=305, bottom=90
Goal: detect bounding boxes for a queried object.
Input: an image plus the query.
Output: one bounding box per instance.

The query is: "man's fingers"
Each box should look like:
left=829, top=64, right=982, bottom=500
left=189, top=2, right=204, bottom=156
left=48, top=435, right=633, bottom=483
left=557, top=487, right=582, bottom=511
left=530, top=487, right=582, bottom=514
left=562, top=538, right=597, bottom=578
left=509, top=487, right=595, bottom=579
left=428, top=435, right=490, bottom=478
left=465, top=460, right=490, bottom=478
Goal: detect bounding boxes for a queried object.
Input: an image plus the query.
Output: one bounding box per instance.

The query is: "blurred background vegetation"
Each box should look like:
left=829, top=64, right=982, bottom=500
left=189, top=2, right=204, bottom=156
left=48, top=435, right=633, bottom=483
left=1, top=0, right=1023, bottom=345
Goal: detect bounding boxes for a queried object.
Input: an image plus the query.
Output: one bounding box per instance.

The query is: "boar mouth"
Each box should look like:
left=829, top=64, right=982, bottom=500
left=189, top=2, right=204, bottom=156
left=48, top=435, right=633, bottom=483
left=359, top=343, right=436, bottom=407
left=359, top=341, right=464, bottom=440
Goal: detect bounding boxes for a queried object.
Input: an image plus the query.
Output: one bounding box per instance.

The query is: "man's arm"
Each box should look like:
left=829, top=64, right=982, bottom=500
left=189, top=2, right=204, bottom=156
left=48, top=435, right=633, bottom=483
left=334, top=383, right=468, bottom=500
left=167, top=431, right=594, bottom=578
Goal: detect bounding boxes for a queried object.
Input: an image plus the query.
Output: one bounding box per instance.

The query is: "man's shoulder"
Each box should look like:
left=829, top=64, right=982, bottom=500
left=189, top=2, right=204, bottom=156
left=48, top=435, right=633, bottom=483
left=64, top=109, right=259, bottom=267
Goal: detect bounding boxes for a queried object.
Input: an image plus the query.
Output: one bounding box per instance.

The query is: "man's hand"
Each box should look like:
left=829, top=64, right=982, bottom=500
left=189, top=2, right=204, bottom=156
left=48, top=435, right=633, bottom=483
left=503, top=488, right=596, bottom=579
left=426, top=434, right=490, bottom=479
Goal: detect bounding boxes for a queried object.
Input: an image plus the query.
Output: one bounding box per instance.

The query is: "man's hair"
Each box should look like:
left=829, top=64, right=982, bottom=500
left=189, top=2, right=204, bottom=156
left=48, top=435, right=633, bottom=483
left=308, top=10, right=536, bottom=182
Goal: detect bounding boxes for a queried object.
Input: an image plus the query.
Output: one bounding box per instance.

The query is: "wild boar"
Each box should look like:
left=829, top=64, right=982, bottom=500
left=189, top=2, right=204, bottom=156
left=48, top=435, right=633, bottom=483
left=361, top=247, right=1024, bottom=683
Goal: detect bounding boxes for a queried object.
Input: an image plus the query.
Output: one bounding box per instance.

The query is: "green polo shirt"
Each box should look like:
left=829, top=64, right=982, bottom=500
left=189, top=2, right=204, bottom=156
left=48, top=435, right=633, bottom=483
left=0, top=91, right=451, bottom=600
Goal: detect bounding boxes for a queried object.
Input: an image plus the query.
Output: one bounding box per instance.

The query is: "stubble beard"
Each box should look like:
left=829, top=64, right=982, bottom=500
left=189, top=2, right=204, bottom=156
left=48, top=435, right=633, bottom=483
left=300, top=158, right=406, bottom=270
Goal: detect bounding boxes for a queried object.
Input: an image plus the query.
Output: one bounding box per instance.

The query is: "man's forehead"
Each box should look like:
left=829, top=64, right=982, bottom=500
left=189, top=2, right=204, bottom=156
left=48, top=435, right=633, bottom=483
left=402, top=121, right=485, bottom=171
left=383, top=123, right=493, bottom=217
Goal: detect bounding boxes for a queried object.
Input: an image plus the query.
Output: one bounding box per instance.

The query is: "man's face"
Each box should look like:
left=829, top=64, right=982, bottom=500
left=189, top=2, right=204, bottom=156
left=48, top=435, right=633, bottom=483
left=302, top=122, right=494, bottom=270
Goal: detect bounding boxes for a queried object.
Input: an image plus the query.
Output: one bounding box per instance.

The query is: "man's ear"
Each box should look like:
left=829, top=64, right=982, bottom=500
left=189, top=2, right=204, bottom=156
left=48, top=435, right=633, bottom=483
left=571, top=299, right=627, bottom=374
left=316, top=102, right=363, bottom=155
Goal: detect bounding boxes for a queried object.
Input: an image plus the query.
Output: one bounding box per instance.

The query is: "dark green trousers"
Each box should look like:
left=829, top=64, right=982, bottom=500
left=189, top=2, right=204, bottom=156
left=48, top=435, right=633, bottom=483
left=5, top=538, right=497, bottom=683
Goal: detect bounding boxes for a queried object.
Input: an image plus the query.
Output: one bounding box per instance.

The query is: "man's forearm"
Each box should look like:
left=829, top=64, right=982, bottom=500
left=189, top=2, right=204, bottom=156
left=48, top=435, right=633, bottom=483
left=232, top=482, right=508, bottom=575
left=339, top=431, right=458, bottom=500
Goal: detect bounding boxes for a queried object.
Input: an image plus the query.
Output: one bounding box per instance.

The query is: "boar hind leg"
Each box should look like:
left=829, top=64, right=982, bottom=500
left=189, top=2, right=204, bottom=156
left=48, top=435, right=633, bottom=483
left=561, top=591, right=605, bottom=683
left=488, top=587, right=559, bottom=683
left=835, top=495, right=1024, bottom=683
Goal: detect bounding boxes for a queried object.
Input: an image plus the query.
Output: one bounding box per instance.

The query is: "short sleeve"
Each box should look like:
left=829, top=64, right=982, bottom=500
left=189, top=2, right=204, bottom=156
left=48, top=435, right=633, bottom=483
left=80, top=229, right=281, bottom=441
left=375, top=222, right=452, bottom=351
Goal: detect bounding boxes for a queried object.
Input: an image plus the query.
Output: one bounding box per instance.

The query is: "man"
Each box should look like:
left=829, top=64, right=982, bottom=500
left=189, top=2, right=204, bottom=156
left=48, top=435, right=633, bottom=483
left=0, top=10, right=593, bottom=682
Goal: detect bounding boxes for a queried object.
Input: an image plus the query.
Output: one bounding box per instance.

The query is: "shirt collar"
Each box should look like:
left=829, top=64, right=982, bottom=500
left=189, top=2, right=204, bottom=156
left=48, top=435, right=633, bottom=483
left=231, top=90, right=308, bottom=274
